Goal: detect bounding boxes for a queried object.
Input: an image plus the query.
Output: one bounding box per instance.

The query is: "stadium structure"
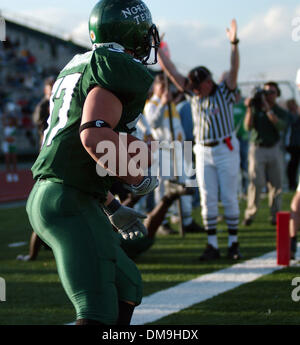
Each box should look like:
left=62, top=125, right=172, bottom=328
left=0, top=14, right=88, bottom=157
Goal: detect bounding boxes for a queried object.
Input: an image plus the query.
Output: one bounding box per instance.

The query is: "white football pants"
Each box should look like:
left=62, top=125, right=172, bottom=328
left=194, top=135, right=240, bottom=231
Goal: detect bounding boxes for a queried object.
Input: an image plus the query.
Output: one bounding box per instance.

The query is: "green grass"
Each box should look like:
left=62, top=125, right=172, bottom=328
left=0, top=193, right=299, bottom=325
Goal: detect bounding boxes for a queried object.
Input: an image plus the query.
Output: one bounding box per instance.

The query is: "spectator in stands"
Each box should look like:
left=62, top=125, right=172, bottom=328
left=3, top=36, right=13, bottom=50
left=16, top=50, right=30, bottom=73
left=243, top=82, right=290, bottom=226
left=0, top=42, right=5, bottom=62
left=21, top=107, right=36, bottom=148
left=144, top=73, right=203, bottom=235
left=233, top=89, right=249, bottom=197
left=32, top=76, right=55, bottom=146
left=24, top=74, right=36, bottom=90
left=285, top=99, right=300, bottom=191
left=27, top=51, right=36, bottom=67
left=2, top=112, right=18, bottom=182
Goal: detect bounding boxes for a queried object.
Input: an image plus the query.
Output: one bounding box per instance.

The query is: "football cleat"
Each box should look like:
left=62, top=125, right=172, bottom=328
left=199, top=244, right=221, bottom=261
left=227, top=242, right=242, bottom=260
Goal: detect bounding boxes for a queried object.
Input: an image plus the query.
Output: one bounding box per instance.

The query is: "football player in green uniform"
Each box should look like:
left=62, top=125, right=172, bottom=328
left=26, top=0, right=160, bottom=325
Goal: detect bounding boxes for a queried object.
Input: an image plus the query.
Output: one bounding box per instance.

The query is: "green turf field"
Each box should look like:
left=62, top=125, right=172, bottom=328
left=0, top=192, right=299, bottom=325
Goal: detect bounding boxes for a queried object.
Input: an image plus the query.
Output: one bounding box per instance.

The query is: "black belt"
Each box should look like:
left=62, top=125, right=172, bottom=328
left=257, top=143, right=276, bottom=148
left=202, top=136, right=232, bottom=147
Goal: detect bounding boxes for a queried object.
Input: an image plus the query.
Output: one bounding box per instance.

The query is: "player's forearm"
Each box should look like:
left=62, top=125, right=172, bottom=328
left=81, top=128, right=143, bottom=185
left=227, top=44, right=239, bottom=90
left=103, top=191, right=115, bottom=207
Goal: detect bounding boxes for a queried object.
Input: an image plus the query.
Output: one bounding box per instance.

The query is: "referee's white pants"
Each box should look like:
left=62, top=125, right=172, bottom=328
left=194, top=135, right=240, bottom=231
left=155, top=148, right=193, bottom=221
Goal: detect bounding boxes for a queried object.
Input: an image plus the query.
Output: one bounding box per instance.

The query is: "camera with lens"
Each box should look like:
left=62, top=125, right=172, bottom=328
left=249, top=87, right=266, bottom=110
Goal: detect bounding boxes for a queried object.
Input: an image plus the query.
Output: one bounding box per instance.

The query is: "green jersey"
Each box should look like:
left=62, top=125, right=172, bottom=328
left=233, top=102, right=248, bottom=141
left=31, top=47, right=153, bottom=202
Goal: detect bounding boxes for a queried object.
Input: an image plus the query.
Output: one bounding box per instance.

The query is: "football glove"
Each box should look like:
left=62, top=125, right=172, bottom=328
left=123, top=174, right=159, bottom=196
left=102, top=199, right=148, bottom=240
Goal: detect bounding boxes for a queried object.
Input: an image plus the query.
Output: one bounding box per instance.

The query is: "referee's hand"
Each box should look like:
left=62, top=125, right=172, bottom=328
left=226, top=19, right=238, bottom=43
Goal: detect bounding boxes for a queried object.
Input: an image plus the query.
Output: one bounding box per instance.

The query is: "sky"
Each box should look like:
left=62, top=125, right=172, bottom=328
left=1, top=0, right=300, bottom=98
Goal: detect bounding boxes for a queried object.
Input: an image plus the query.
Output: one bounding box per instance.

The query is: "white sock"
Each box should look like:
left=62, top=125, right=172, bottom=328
left=228, top=235, right=238, bottom=247
left=208, top=235, right=218, bottom=249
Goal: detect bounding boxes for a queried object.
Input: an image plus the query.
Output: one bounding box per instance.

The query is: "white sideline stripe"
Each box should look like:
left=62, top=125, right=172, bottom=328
left=8, top=241, right=27, bottom=248
left=65, top=245, right=300, bottom=326
left=131, top=247, right=300, bottom=325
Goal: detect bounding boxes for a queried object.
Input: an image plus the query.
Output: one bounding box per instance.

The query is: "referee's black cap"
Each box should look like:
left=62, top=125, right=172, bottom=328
left=188, top=66, right=212, bottom=89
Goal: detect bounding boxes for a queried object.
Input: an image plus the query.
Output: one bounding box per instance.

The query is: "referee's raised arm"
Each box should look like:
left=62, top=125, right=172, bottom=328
left=157, top=44, right=187, bottom=93
left=225, top=19, right=240, bottom=90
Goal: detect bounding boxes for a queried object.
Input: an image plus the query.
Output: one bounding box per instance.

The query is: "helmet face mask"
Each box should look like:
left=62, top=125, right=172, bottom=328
left=89, top=0, right=160, bottom=65
left=140, top=24, right=160, bottom=65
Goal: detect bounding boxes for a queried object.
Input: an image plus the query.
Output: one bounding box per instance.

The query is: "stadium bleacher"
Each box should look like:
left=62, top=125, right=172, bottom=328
left=0, top=17, right=88, bottom=202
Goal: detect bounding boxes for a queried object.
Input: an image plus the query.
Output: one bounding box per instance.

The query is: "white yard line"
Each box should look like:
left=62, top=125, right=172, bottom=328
left=131, top=246, right=300, bottom=325
left=65, top=245, right=300, bottom=326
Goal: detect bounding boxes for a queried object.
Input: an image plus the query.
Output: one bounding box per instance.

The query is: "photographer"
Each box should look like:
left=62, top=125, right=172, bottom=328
left=243, top=81, right=289, bottom=226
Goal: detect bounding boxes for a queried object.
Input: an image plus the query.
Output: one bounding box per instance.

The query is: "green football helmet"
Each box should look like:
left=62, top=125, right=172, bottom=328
left=89, top=0, right=160, bottom=65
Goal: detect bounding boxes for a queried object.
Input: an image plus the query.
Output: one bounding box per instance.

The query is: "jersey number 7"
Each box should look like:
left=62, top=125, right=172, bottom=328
left=42, top=73, right=81, bottom=147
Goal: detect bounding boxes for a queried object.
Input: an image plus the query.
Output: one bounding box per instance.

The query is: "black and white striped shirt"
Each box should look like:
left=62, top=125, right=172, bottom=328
left=186, top=82, right=236, bottom=145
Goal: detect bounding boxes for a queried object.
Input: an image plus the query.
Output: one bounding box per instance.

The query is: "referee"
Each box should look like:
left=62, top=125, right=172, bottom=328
left=158, top=19, right=242, bottom=260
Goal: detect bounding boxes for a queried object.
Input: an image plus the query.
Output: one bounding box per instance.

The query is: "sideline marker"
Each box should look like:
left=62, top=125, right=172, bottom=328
left=276, top=212, right=290, bottom=266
